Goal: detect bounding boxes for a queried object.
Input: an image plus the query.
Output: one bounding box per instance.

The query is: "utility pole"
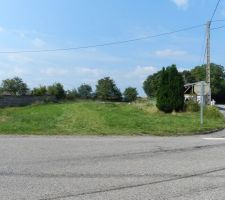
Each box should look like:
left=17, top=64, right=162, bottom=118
left=200, top=81, right=204, bottom=125
left=206, top=21, right=211, bottom=104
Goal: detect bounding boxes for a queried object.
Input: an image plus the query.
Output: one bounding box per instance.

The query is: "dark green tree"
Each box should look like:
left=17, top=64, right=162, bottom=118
left=156, top=65, right=184, bottom=113
left=47, top=83, right=66, bottom=100
left=96, top=77, right=122, bottom=101
left=156, top=67, right=172, bottom=113
left=190, top=65, right=205, bottom=81
left=32, top=86, right=47, bottom=96
left=123, top=87, right=138, bottom=102
left=181, top=70, right=196, bottom=84
left=190, top=63, right=225, bottom=103
left=78, top=84, right=92, bottom=99
left=169, top=66, right=184, bottom=112
left=143, top=70, right=162, bottom=97
left=1, top=77, right=29, bottom=95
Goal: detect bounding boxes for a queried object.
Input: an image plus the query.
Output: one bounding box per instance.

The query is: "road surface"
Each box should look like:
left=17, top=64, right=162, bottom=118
left=1, top=130, right=225, bottom=200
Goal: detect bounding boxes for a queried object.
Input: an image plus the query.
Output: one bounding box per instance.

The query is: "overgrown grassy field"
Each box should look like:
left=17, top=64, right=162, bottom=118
left=0, top=101, right=224, bottom=136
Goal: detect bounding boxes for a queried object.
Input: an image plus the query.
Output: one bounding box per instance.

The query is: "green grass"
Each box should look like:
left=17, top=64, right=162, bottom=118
left=0, top=101, right=224, bottom=136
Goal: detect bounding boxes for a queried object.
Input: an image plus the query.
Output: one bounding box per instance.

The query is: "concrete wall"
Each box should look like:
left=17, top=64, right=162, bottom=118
left=0, top=95, right=56, bottom=108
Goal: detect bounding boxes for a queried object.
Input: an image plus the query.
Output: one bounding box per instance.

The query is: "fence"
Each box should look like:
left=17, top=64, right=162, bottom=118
left=0, top=95, right=56, bottom=108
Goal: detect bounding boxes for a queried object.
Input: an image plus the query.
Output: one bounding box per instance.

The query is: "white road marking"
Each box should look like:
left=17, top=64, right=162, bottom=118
left=203, top=138, right=225, bottom=140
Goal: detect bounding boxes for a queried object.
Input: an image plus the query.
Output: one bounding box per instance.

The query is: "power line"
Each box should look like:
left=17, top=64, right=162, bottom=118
left=211, top=25, right=225, bottom=30
left=198, top=0, right=223, bottom=67
left=210, top=0, right=221, bottom=22
left=205, top=0, right=221, bottom=104
left=212, top=19, right=225, bottom=22
left=0, top=24, right=206, bottom=54
left=198, top=15, right=225, bottom=66
left=199, top=25, right=225, bottom=66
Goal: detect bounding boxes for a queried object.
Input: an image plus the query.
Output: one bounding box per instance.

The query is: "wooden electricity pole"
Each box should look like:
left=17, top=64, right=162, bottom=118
left=206, top=21, right=211, bottom=104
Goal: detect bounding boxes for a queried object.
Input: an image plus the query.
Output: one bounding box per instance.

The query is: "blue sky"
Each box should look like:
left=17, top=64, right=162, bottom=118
left=0, top=0, right=224, bottom=96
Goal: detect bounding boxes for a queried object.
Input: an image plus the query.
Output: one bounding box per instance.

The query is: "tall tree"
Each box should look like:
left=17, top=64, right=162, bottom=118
left=96, top=77, right=122, bottom=101
left=47, top=83, right=66, bottom=100
left=78, top=84, right=92, bottom=99
left=190, top=63, right=225, bottom=103
left=1, top=77, right=29, bottom=95
left=156, top=65, right=184, bottom=113
left=181, top=70, right=195, bottom=84
left=143, top=71, right=162, bottom=97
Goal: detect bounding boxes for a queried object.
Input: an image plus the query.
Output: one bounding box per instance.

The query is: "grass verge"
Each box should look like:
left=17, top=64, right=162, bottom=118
left=0, top=101, right=224, bottom=136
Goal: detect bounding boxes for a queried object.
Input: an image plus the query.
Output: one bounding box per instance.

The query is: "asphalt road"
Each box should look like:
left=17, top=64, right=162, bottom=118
left=1, top=129, right=225, bottom=200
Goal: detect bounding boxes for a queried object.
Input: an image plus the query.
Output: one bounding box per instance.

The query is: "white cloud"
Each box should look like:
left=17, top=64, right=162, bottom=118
left=40, top=68, right=68, bottom=77
left=73, top=48, right=123, bottom=63
left=133, top=66, right=158, bottom=76
left=40, top=66, right=102, bottom=78
left=13, top=30, right=27, bottom=38
left=0, top=26, right=4, bottom=33
left=154, top=49, right=187, bottom=57
left=171, top=0, right=189, bottom=9
left=0, top=66, right=30, bottom=77
left=11, top=67, right=30, bottom=77
left=7, top=54, right=32, bottom=64
left=75, top=67, right=102, bottom=77
left=126, top=66, right=158, bottom=78
left=32, top=38, right=45, bottom=48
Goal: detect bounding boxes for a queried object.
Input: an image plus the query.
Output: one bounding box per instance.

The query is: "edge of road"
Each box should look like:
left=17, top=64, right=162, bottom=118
left=0, top=128, right=224, bottom=138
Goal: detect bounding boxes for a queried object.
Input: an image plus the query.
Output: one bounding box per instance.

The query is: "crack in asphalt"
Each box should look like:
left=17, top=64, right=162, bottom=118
left=2, top=142, right=225, bottom=168
left=169, top=183, right=225, bottom=199
left=0, top=171, right=180, bottom=179
left=38, top=166, right=225, bottom=200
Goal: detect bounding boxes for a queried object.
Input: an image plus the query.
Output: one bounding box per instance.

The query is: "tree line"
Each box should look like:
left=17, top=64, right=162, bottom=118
left=143, top=63, right=225, bottom=104
left=0, top=77, right=138, bottom=102
left=0, top=63, right=224, bottom=110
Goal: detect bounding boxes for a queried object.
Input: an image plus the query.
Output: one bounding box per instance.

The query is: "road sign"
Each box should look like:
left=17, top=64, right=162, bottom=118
left=194, top=82, right=210, bottom=95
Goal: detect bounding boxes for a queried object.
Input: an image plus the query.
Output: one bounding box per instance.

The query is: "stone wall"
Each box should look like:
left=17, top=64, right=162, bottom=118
left=0, top=95, right=56, bottom=108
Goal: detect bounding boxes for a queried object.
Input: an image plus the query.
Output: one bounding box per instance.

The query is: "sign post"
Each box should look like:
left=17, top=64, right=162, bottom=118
left=194, top=81, right=209, bottom=125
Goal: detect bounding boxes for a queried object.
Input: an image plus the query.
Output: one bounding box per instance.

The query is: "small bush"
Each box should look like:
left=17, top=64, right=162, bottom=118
left=185, top=100, right=200, bottom=112
left=204, top=106, right=223, bottom=118
left=123, top=87, right=138, bottom=102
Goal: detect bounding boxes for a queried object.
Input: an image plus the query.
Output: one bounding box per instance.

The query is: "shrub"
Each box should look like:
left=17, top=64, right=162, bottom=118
left=204, top=106, right=223, bottom=118
left=123, top=87, right=138, bottom=102
left=185, top=100, right=200, bottom=112
left=156, top=65, right=184, bottom=113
